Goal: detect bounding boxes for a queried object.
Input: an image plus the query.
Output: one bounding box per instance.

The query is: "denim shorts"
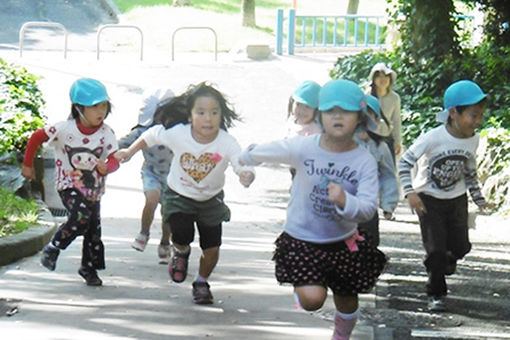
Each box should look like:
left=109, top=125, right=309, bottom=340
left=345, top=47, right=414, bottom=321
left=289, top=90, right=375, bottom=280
left=141, top=167, right=167, bottom=193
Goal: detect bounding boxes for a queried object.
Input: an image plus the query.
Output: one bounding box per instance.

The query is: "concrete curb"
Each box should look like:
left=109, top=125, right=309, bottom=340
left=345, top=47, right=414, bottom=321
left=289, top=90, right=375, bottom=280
left=0, top=208, right=57, bottom=267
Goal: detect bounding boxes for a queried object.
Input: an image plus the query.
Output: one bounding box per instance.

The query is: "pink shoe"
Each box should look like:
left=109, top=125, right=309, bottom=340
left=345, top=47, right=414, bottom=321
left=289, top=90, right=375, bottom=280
left=132, top=233, right=149, bottom=252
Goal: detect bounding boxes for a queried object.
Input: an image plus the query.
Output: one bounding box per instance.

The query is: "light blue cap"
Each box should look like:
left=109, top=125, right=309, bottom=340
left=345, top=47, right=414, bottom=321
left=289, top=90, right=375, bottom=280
left=436, top=80, right=487, bottom=122
left=365, top=94, right=381, bottom=116
left=292, top=81, right=321, bottom=109
left=318, top=79, right=366, bottom=112
left=69, top=78, right=109, bottom=106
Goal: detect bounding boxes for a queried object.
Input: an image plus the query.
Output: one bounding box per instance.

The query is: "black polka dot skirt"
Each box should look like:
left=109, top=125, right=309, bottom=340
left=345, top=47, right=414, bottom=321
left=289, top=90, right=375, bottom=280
left=273, top=231, right=388, bottom=295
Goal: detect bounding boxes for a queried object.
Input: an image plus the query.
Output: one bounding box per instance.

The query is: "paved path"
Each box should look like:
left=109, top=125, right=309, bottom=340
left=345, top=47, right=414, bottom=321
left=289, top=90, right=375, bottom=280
left=0, top=42, right=379, bottom=340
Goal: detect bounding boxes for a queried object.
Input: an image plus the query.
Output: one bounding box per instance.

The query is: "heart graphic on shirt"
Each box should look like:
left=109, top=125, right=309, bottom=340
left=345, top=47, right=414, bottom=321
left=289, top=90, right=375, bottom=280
left=180, top=152, right=217, bottom=183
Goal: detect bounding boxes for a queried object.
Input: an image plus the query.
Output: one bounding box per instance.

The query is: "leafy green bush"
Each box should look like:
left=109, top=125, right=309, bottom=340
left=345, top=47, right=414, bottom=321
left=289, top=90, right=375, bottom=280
left=329, top=46, right=510, bottom=215
left=0, top=58, right=46, bottom=158
left=0, top=186, right=38, bottom=238
left=477, top=127, right=510, bottom=215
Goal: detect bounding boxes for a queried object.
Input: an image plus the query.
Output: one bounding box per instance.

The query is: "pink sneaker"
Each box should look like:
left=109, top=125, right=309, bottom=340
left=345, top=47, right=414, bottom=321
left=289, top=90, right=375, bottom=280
left=157, top=244, right=171, bottom=264
left=168, top=248, right=190, bottom=283
left=132, top=233, right=149, bottom=252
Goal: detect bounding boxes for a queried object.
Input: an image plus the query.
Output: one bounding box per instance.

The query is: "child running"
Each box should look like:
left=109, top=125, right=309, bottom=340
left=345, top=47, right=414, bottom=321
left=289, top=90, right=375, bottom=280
left=118, top=88, right=187, bottom=263
left=22, top=78, right=119, bottom=286
left=398, top=80, right=488, bottom=312
left=286, top=80, right=322, bottom=138
left=355, top=94, right=399, bottom=245
left=239, top=79, right=387, bottom=340
left=115, top=82, right=255, bottom=304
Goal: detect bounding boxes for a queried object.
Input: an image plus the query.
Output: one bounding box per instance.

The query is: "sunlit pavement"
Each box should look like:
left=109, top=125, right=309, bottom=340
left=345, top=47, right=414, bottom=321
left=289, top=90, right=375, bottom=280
left=0, top=49, right=382, bottom=339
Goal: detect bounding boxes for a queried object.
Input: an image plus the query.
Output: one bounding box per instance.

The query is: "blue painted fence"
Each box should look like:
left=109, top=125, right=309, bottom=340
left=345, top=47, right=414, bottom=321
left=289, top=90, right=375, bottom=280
left=276, top=9, right=475, bottom=55
left=276, top=9, right=385, bottom=55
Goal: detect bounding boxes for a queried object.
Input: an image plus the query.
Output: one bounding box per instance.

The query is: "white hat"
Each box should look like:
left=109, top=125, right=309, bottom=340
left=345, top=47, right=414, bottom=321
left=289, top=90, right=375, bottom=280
left=138, top=88, right=174, bottom=126
left=368, top=62, right=397, bottom=84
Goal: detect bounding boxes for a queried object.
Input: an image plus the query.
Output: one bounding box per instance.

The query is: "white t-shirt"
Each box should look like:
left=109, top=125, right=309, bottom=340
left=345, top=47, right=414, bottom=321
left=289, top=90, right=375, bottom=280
left=398, top=125, right=485, bottom=205
left=45, top=120, right=118, bottom=201
left=142, top=124, right=254, bottom=201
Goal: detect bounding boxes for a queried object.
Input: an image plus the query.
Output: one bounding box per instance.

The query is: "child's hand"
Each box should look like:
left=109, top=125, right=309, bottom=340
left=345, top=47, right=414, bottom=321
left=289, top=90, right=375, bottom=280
left=239, top=171, right=255, bottom=188
left=96, top=159, right=107, bottom=176
left=327, top=182, right=346, bottom=208
left=21, top=165, right=35, bottom=180
left=407, top=192, right=427, bottom=216
left=114, top=149, right=132, bottom=163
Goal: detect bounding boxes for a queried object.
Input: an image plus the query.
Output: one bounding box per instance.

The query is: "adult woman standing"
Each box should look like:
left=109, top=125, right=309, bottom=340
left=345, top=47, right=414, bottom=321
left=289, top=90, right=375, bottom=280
left=368, top=62, right=402, bottom=162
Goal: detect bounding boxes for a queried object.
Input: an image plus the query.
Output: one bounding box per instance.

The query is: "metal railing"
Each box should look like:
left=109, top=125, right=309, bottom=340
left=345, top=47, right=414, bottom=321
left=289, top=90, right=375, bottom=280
left=276, top=9, right=385, bottom=55
left=96, top=24, right=144, bottom=60
left=19, top=21, right=68, bottom=58
left=171, top=26, right=217, bottom=61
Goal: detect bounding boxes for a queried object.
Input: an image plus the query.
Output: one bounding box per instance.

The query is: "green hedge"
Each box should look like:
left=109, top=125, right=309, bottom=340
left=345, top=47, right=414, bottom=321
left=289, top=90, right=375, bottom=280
left=0, top=58, right=46, bottom=159
left=329, top=47, right=510, bottom=214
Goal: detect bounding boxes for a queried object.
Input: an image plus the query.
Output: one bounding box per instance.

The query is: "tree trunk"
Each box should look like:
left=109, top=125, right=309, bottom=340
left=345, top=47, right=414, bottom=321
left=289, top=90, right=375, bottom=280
left=242, top=0, right=256, bottom=27
left=347, top=0, right=360, bottom=14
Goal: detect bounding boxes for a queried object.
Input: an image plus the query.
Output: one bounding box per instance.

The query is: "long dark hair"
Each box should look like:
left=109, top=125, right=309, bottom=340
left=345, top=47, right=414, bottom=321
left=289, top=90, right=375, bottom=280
left=152, top=94, right=188, bottom=128
left=184, top=81, right=240, bottom=131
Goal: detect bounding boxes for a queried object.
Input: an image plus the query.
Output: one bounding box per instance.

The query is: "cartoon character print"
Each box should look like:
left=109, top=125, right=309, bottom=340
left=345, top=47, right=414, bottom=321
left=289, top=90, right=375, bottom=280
left=180, top=152, right=222, bottom=183
left=430, top=155, right=466, bottom=191
left=65, top=145, right=103, bottom=189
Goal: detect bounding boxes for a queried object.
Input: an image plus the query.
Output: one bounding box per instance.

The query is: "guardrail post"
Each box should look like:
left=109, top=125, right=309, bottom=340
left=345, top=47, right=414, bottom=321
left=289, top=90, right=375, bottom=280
left=276, top=9, right=284, bottom=55
left=96, top=24, right=144, bottom=60
left=19, top=22, right=68, bottom=58
left=288, top=8, right=295, bottom=55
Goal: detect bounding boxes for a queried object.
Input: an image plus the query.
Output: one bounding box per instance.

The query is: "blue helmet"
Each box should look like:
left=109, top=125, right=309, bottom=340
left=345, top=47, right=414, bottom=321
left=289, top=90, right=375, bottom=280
left=436, top=80, right=488, bottom=123
left=319, top=79, right=366, bottom=112
left=292, top=81, right=321, bottom=109
left=69, top=78, right=109, bottom=106
left=365, top=94, right=381, bottom=116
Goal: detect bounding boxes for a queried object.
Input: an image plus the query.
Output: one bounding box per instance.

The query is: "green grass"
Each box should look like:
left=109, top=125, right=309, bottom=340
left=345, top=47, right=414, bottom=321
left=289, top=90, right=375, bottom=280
left=0, top=187, right=39, bottom=238
left=114, top=0, right=288, bottom=14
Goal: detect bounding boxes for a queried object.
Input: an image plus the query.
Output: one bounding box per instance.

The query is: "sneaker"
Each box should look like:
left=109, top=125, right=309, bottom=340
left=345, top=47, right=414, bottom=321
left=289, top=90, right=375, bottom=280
left=157, top=244, right=171, bottom=264
left=40, top=245, right=60, bottom=271
left=168, top=248, right=190, bottom=283
left=445, top=251, right=457, bottom=275
left=192, top=281, right=214, bottom=304
left=132, top=233, right=149, bottom=252
left=383, top=211, right=395, bottom=221
left=428, top=296, right=446, bottom=312
left=78, top=267, right=103, bottom=286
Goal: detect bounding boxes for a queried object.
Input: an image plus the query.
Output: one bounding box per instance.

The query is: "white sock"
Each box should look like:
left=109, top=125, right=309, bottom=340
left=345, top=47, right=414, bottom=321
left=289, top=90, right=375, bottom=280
left=336, top=308, right=360, bottom=320
left=195, top=274, right=207, bottom=283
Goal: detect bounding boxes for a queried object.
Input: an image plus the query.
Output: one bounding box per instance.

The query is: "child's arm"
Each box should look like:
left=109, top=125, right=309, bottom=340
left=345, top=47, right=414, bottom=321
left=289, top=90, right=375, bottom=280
left=115, top=137, right=147, bottom=163
left=238, top=139, right=295, bottom=167
left=329, top=157, right=379, bottom=223
left=398, top=149, right=426, bottom=216
left=378, top=142, right=399, bottom=213
left=97, top=153, right=120, bottom=176
left=22, top=129, right=49, bottom=180
left=118, top=126, right=144, bottom=149
left=464, top=156, right=487, bottom=209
